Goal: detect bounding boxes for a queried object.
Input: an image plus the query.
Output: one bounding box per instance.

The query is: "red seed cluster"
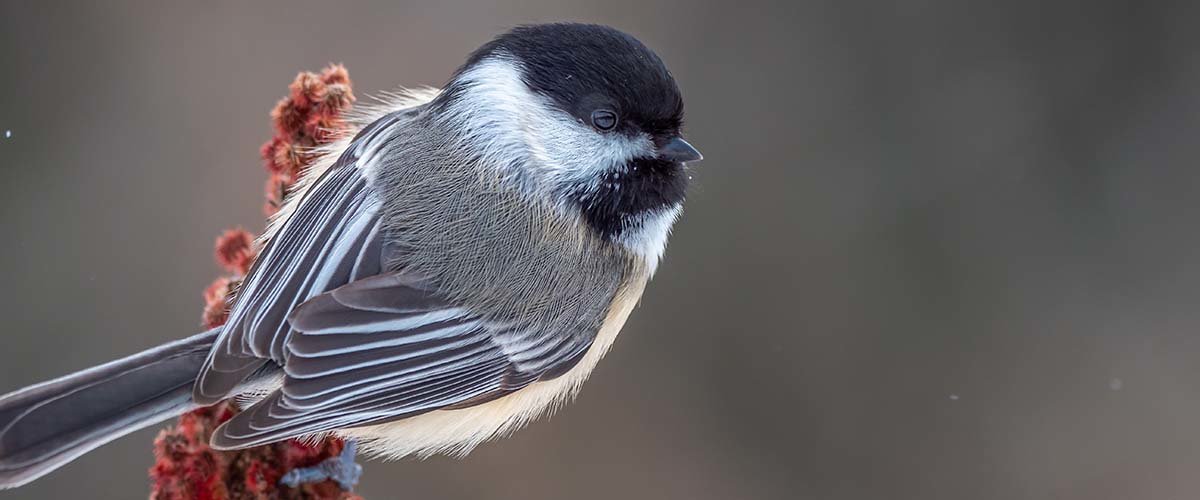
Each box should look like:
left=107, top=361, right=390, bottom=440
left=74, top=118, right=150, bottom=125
left=215, top=229, right=256, bottom=275
left=201, top=277, right=236, bottom=330
left=150, top=403, right=358, bottom=500
left=149, top=404, right=235, bottom=499
left=262, top=64, right=356, bottom=215
left=152, top=65, right=363, bottom=500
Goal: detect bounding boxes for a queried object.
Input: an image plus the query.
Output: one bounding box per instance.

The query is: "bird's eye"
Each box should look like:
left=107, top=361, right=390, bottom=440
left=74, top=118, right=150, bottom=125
left=590, top=109, right=618, bottom=131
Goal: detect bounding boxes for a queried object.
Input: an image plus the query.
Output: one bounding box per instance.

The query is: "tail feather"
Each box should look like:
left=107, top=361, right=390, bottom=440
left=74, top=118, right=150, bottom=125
left=0, top=328, right=219, bottom=488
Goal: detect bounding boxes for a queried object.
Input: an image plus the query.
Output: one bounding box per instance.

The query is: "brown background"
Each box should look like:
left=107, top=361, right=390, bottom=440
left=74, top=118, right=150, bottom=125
left=3, top=1, right=1200, bottom=499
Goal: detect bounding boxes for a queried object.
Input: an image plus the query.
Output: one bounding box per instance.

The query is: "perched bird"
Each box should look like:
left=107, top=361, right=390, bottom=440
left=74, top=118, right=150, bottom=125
left=0, top=22, right=702, bottom=489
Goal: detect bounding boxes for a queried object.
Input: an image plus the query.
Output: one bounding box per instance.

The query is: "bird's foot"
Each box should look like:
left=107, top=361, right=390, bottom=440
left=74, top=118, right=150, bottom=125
left=279, top=439, right=363, bottom=491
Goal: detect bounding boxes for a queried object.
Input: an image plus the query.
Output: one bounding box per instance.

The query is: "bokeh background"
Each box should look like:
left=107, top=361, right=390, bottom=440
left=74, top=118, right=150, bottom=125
left=3, top=1, right=1200, bottom=499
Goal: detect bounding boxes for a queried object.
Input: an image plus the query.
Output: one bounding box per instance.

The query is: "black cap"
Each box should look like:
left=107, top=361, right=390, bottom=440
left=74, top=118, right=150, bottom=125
left=458, top=23, right=685, bottom=137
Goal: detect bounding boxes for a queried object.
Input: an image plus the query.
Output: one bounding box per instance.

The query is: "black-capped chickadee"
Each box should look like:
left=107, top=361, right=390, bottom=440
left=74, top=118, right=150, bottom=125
left=0, top=22, right=702, bottom=489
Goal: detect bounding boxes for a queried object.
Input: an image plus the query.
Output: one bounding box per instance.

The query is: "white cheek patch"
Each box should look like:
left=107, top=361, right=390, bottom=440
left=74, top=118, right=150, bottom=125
left=442, top=56, right=654, bottom=205
left=527, top=107, right=653, bottom=192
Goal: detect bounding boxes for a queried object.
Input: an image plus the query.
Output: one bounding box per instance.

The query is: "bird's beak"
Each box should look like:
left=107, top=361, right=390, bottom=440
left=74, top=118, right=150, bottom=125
left=657, top=137, right=703, bottom=163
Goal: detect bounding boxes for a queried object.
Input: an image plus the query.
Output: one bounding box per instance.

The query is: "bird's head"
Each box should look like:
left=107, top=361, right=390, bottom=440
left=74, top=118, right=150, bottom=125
left=433, top=23, right=701, bottom=267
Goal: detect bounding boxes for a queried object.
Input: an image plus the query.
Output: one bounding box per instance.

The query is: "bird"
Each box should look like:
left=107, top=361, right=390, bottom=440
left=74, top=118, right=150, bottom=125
left=0, top=22, right=702, bottom=489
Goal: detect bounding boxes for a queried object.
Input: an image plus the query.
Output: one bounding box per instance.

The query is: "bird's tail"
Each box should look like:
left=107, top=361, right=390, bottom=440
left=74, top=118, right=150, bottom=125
left=0, top=328, right=219, bottom=488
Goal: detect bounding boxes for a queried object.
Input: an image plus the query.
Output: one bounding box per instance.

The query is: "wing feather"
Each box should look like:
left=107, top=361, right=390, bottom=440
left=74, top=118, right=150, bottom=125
left=193, top=113, right=402, bottom=404
left=210, top=270, right=595, bottom=449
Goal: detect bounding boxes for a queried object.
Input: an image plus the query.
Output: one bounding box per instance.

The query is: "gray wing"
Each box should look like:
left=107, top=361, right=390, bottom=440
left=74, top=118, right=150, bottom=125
left=210, top=271, right=593, bottom=449
left=194, top=110, right=409, bottom=404
left=192, top=108, right=598, bottom=446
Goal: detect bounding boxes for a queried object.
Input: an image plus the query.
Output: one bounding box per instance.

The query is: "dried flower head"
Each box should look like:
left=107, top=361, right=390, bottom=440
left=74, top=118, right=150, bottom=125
left=214, top=229, right=256, bottom=275
left=202, top=277, right=236, bottom=330
left=321, top=64, right=350, bottom=86
left=289, top=72, right=327, bottom=110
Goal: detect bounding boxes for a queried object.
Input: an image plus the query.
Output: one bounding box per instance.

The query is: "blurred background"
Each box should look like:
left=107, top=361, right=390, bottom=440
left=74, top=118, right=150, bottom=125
left=2, top=1, right=1200, bottom=499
